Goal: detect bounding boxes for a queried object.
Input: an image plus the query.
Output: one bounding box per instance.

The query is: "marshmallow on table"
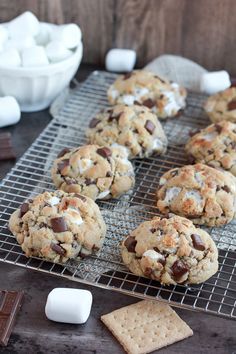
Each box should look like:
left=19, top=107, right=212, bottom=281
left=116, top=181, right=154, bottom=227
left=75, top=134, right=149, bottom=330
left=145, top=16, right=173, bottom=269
left=5, top=36, right=36, bottom=51
left=46, top=40, right=73, bottom=63
left=0, top=96, right=21, bottom=128
left=50, top=24, right=82, bottom=49
left=21, top=46, right=49, bottom=67
left=105, top=49, right=136, bottom=72
left=45, top=288, right=92, bottom=324
left=0, top=48, right=21, bottom=67
left=200, top=70, right=231, bottom=95
left=7, top=11, right=40, bottom=38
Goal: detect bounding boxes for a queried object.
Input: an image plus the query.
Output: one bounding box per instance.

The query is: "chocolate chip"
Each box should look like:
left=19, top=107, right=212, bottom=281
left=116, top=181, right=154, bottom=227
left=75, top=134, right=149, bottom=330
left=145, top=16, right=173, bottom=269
left=89, top=118, right=100, bottom=128
left=171, top=260, right=189, bottom=279
left=123, top=72, right=133, bottom=80
left=191, top=234, right=205, bottom=251
left=227, top=100, right=236, bottom=111
left=222, top=185, right=230, bottom=193
left=108, top=112, right=122, bottom=122
left=215, top=124, right=222, bottom=133
left=57, top=148, right=70, bottom=158
left=97, top=147, right=112, bottom=158
left=150, top=228, right=156, bottom=233
left=124, top=236, right=137, bottom=253
left=142, top=98, right=155, bottom=109
left=188, top=154, right=196, bottom=164
left=74, top=193, right=87, bottom=202
left=106, top=171, right=112, bottom=177
left=144, top=120, right=155, bottom=134
left=57, top=159, right=70, bottom=174
left=20, top=203, right=29, bottom=217
left=51, top=217, right=68, bottom=233
left=158, top=258, right=166, bottom=266
left=50, top=243, right=66, bottom=256
left=39, top=222, right=48, bottom=228
left=85, top=178, right=94, bottom=186
left=134, top=100, right=142, bottom=106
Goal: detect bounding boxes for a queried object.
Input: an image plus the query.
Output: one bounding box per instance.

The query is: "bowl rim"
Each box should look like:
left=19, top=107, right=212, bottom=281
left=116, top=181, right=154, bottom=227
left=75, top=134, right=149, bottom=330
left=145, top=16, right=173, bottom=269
left=0, top=21, right=83, bottom=74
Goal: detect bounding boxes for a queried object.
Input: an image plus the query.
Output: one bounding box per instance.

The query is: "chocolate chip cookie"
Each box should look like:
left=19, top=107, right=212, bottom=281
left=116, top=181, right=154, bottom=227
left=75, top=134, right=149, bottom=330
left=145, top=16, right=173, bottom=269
left=121, top=214, right=218, bottom=285
left=204, top=87, right=236, bottom=123
left=9, top=190, right=106, bottom=263
left=156, top=163, right=236, bottom=226
left=107, top=70, right=187, bottom=119
left=185, top=121, right=236, bottom=176
left=86, top=104, right=167, bottom=159
left=51, top=144, right=135, bottom=200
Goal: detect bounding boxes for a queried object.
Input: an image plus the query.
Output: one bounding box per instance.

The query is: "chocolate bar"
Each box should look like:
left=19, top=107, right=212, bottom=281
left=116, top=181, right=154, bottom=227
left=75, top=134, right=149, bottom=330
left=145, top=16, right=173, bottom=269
left=0, top=132, right=16, bottom=160
left=0, top=290, right=24, bottom=346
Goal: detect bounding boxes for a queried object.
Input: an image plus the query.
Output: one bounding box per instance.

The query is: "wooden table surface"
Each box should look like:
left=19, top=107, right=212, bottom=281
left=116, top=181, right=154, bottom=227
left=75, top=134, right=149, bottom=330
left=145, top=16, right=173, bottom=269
left=0, top=65, right=235, bottom=354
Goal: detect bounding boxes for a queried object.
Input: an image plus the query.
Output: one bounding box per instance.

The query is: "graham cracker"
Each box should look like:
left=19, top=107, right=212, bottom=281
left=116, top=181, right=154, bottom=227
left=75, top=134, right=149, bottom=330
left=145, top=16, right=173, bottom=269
left=101, top=300, right=193, bottom=354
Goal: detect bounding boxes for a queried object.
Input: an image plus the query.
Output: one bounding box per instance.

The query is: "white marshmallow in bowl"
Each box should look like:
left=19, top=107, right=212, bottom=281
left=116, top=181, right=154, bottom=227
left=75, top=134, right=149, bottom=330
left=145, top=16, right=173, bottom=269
left=35, top=23, right=53, bottom=46
left=45, top=288, right=92, bottom=324
left=0, top=48, right=21, bottom=67
left=200, top=70, right=231, bottom=95
left=7, top=11, right=40, bottom=38
left=21, top=46, right=49, bottom=67
left=50, top=24, right=82, bottom=49
left=0, top=96, right=21, bottom=128
left=5, top=36, right=36, bottom=51
left=46, top=40, right=73, bottom=63
left=105, top=49, right=136, bottom=72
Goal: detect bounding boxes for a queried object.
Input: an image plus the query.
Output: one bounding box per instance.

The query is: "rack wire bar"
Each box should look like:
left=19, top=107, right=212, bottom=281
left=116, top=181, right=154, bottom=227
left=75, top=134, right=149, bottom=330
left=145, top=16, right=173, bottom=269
left=0, top=71, right=235, bottom=320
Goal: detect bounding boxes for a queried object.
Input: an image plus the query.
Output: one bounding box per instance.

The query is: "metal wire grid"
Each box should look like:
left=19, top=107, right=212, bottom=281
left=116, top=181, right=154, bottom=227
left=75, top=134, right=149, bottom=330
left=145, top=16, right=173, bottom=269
left=0, top=71, right=236, bottom=320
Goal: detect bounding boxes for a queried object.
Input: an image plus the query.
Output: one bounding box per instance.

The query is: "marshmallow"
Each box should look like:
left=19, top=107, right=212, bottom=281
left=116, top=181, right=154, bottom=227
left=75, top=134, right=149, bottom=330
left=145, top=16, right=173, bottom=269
left=7, top=11, right=40, bottom=38
left=45, top=288, right=92, bottom=324
left=50, top=24, right=82, bottom=49
left=5, top=36, right=36, bottom=51
left=0, top=96, right=21, bottom=128
left=35, top=23, right=53, bottom=46
left=21, top=46, right=49, bottom=67
left=0, top=25, right=8, bottom=45
left=105, top=49, right=136, bottom=72
left=200, top=70, right=231, bottom=95
left=0, top=48, right=21, bottom=67
left=46, top=40, right=73, bottom=63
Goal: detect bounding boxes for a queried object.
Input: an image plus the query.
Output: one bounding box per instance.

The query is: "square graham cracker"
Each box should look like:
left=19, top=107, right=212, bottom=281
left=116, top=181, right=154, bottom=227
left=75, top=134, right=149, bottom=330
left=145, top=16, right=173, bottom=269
left=101, top=300, right=193, bottom=354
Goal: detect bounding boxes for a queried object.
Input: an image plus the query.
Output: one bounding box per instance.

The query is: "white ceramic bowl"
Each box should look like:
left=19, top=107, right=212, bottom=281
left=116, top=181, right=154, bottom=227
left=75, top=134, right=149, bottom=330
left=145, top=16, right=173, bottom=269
left=0, top=40, right=83, bottom=112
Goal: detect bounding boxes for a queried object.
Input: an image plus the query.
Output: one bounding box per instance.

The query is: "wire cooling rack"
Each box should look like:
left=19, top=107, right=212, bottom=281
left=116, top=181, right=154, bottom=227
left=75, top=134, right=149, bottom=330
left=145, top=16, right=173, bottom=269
left=0, top=71, right=236, bottom=320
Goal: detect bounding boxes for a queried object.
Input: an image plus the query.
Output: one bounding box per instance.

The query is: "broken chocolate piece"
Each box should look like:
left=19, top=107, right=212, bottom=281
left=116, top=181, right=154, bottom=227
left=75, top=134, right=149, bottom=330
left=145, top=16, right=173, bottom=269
left=142, top=98, right=155, bottom=109
left=124, top=236, right=137, bottom=253
left=58, top=159, right=70, bottom=174
left=171, top=260, right=189, bottom=279
left=144, top=120, right=155, bottom=134
left=191, top=234, right=205, bottom=251
left=227, top=100, right=236, bottom=111
left=50, top=243, right=66, bottom=256
left=89, top=118, right=100, bottom=128
left=97, top=147, right=112, bottom=158
left=0, top=290, right=24, bottom=346
left=108, top=112, right=122, bottom=122
left=19, top=203, right=29, bottom=218
left=51, top=217, right=68, bottom=233
left=57, top=148, right=70, bottom=158
left=215, top=124, right=222, bottom=133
